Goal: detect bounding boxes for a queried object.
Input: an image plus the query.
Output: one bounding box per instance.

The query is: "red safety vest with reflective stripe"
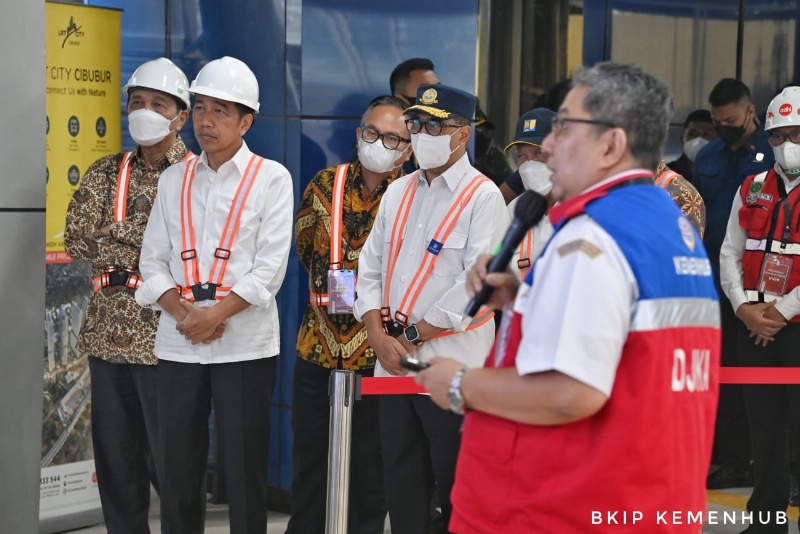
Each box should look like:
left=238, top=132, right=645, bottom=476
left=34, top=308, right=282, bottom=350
left=92, top=151, right=195, bottom=292
left=739, top=168, right=800, bottom=321
left=382, top=172, right=495, bottom=335
left=177, top=154, right=262, bottom=302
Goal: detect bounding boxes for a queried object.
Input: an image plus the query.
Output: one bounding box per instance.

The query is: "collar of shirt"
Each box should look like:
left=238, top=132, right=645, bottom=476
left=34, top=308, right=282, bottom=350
left=133, top=136, right=189, bottom=169
left=197, top=140, right=253, bottom=176
left=549, top=168, right=653, bottom=226
left=418, top=152, right=472, bottom=191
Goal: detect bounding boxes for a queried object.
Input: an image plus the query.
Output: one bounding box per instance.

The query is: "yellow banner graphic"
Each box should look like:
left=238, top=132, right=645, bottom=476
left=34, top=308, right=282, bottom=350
left=45, top=2, right=121, bottom=263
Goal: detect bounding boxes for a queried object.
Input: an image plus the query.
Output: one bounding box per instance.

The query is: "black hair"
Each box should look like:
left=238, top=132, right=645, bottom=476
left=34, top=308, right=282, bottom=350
left=683, top=109, right=712, bottom=129
left=390, top=58, right=435, bottom=95
left=234, top=102, right=257, bottom=120
left=544, top=79, right=572, bottom=112
left=708, top=78, right=752, bottom=107
left=360, top=95, right=409, bottom=124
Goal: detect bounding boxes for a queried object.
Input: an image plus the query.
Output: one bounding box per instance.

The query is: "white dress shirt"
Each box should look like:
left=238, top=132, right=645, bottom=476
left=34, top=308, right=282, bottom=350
left=354, top=153, right=510, bottom=376
left=136, top=141, right=294, bottom=363
left=720, top=165, right=800, bottom=320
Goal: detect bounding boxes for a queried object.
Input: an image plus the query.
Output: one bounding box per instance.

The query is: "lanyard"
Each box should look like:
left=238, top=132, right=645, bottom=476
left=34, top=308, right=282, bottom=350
left=178, top=154, right=263, bottom=299
left=330, top=163, right=349, bottom=268
left=383, top=172, right=489, bottom=324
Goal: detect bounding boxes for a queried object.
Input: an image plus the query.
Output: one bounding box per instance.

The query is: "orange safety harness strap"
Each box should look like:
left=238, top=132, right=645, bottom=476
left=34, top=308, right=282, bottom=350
left=655, top=169, right=679, bottom=189
left=310, top=164, right=350, bottom=305
left=517, top=228, right=534, bottom=280
left=177, top=154, right=262, bottom=302
left=381, top=173, right=495, bottom=331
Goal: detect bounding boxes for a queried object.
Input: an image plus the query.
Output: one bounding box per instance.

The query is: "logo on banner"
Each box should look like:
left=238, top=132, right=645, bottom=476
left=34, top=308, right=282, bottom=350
left=59, top=16, right=84, bottom=48
left=95, top=117, right=106, bottom=138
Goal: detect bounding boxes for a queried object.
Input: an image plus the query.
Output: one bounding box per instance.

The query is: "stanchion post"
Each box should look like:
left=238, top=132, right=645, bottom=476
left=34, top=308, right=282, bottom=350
left=325, top=370, right=357, bottom=534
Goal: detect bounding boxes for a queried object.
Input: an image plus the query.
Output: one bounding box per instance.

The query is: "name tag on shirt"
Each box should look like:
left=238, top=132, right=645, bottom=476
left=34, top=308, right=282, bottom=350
left=758, top=254, right=793, bottom=297
left=328, top=269, right=355, bottom=314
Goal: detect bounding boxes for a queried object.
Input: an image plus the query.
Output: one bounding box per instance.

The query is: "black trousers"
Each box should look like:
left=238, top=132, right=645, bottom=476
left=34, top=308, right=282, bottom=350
left=739, top=322, right=800, bottom=533
left=158, top=357, right=276, bottom=534
left=285, top=359, right=386, bottom=534
left=713, top=298, right=752, bottom=470
left=89, top=357, right=159, bottom=534
left=379, top=394, right=463, bottom=534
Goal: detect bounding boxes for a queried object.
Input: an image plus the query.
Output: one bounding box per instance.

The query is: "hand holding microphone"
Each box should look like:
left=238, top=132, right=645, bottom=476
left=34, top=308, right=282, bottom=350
left=465, top=191, right=548, bottom=316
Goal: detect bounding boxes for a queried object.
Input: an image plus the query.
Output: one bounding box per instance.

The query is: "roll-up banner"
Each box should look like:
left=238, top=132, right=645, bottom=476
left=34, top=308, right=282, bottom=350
left=42, top=3, right=121, bottom=531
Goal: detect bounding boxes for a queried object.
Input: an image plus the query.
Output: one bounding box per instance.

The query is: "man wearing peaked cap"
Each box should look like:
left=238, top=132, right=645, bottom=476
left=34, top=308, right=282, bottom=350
left=499, top=107, right=556, bottom=204
left=354, top=83, right=509, bottom=533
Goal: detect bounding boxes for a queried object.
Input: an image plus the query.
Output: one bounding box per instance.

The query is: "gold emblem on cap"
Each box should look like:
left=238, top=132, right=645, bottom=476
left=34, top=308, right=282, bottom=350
left=420, top=88, right=438, bottom=105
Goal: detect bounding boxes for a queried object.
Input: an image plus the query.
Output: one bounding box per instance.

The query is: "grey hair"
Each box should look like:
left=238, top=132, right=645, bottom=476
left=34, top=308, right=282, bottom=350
left=360, top=95, right=409, bottom=125
left=573, top=62, right=672, bottom=170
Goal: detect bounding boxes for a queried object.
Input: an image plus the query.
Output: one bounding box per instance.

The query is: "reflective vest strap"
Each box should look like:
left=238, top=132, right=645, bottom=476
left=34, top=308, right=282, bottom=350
left=310, top=292, right=330, bottom=305
left=91, top=267, right=143, bottom=292
left=434, top=307, right=495, bottom=339
left=396, top=174, right=490, bottom=320
left=518, top=229, right=533, bottom=281
left=114, top=152, right=133, bottom=223
left=382, top=173, right=420, bottom=309
left=182, top=152, right=197, bottom=161
left=180, top=157, right=202, bottom=288
left=655, top=169, right=679, bottom=189
left=330, top=164, right=350, bottom=267
left=208, top=155, right=264, bottom=285
left=177, top=284, right=233, bottom=302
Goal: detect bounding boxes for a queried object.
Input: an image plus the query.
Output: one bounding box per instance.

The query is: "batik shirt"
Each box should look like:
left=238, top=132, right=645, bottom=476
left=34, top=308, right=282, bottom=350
left=295, top=161, right=398, bottom=370
left=64, top=138, right=190, bottom=364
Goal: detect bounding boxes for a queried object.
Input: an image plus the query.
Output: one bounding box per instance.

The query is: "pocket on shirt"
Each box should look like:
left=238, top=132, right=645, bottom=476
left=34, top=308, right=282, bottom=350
left=429, top=231, right=467, bottom=277
left=738, top=204, right=770, bottom=232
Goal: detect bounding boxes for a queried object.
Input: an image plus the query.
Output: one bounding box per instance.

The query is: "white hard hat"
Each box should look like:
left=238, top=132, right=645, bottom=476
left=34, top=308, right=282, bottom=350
left=189, top=56, right=260, bottom=113
left=765, top=86, right=800, bottom=130
left=123, top=57, right=190, bottom=109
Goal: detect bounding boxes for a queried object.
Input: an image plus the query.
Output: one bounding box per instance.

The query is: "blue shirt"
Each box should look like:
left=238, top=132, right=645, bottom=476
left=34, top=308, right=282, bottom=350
left=693, top=128, right=773, bottom=294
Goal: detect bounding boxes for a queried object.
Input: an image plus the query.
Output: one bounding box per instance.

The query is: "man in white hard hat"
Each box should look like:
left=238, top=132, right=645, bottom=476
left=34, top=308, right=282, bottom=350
left=64, top=57, right=192, bottom=533
left=136, top=56, right=294, bottom=533
left=720, top=85, right=800, bottom=533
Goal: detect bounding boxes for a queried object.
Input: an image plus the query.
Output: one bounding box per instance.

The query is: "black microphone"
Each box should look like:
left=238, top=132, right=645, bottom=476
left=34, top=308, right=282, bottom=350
left=465, top=190, right=548, bottom=317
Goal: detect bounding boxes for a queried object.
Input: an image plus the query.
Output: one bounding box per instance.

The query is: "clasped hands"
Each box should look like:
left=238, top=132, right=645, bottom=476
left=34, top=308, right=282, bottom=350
left=176, top=299, right=226, bottom=344
left=736, top=300, right=787, bottom=347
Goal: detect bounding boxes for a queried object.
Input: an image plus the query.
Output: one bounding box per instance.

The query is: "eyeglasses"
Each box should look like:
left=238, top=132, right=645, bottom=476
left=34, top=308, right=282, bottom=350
left=551, top=116, right=617, bottom=137
left=405, top=118, right=463, bottom=136
left=360, top=126, right=410, bottom=150
left=768, top=130, right=800, bottom=147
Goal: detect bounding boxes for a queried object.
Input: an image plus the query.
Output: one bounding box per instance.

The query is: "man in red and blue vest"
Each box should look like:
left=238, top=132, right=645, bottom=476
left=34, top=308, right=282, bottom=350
left=417, top=62, right=721, bottom=533
left=720, top=85, right=800, bottom=534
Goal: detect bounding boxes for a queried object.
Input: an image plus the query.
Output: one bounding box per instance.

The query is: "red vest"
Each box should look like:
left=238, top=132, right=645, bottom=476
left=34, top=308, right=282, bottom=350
left=739, top=169, right=800, bottom=322
left=449, top=178, right=720, bottom=533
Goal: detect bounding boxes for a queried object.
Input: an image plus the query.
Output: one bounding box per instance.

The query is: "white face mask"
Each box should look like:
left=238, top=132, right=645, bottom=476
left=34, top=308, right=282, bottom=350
left=357, top=138, right=405, bottom=173
left=683, top=136, right=709, bottom=163
left=411, top=130, right=461, bottom=169
left=518, top=160, right=553, bottom=195
left=774, top=141, right=800, bottom=172
left=128, top=109, right=179, bottom=146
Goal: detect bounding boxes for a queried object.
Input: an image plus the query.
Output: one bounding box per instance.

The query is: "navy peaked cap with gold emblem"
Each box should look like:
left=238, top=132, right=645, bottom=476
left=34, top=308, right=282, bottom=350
left=404, top=84, right=477, bottom=120
left=504, top=107, right=557, bottom=151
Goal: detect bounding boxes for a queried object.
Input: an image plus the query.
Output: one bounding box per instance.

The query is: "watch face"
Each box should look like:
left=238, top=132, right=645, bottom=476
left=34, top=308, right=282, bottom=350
left=405, top=325, right=418, bottom=341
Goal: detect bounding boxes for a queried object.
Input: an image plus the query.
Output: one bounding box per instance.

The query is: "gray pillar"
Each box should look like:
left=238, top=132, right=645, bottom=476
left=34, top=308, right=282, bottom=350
left=0, top=0, right=46, bottom=532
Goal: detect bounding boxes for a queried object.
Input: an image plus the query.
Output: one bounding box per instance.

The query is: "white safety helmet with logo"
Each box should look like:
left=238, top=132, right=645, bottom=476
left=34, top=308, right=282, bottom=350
left=765, top=86, right=800, bottom=131
left=766, top=86, right=800, bottom=172
left=188, top=56, right=260, bottom=113
left=123, top=57, right=191, bottom=109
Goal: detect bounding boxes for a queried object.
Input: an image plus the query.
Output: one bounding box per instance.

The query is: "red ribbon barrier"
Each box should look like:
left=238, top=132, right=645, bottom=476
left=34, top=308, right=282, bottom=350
left=359, top=367, right=800, bottom=396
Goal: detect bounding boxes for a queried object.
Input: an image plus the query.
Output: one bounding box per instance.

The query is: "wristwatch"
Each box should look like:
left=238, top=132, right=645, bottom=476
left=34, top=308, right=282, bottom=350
left=448, top=368, right=467, bottom=415
left=403, top=323, right=423, bottom=346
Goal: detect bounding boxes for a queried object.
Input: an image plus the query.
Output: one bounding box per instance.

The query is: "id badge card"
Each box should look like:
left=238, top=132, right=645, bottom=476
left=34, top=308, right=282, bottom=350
left=758, top=253, right=793, bottom=297
left=327, top=269, right=355, bottom=314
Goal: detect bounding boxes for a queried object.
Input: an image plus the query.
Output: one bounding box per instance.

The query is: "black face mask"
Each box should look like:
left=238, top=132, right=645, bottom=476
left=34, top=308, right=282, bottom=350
left=716, top=109, right=750, bottom=147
